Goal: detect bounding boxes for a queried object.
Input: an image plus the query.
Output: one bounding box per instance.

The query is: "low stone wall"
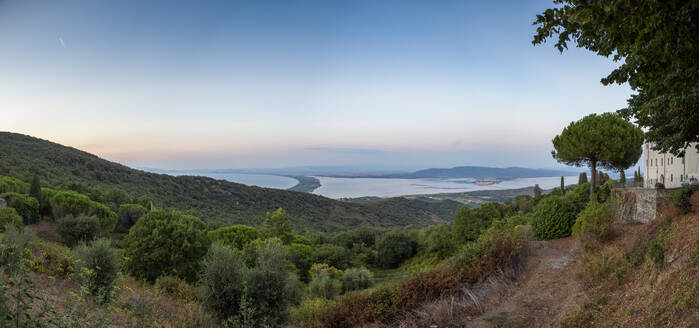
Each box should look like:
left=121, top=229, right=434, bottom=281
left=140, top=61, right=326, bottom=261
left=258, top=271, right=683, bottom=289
left=612, top=188, right=672, bottom=223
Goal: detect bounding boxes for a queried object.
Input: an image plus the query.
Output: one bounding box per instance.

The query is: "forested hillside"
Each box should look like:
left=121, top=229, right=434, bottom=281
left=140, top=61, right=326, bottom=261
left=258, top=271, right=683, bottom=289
left=0, top=132, right=461, bottom=231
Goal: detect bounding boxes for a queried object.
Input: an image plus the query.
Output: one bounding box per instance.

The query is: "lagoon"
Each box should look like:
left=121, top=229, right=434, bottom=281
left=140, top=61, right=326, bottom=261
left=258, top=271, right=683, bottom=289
left=312, top=176, right=579, bottom=199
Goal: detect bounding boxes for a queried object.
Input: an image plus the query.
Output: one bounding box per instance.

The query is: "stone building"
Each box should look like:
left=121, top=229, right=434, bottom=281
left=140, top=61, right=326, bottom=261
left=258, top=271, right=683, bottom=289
left=644, top=142, right=699, bottom=188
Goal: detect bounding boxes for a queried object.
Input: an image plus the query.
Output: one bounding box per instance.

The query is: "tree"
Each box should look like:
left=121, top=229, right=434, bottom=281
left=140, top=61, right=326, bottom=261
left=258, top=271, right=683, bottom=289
left=552, top=113, right=642, bottom=200
left=578, top=172, right=588, bottom=185
left=123, top=209, right=210, bottom=283
left=208, top=225, right=261, bottom=249
left=560, top=176, right=565, bottom=194
left=117, top=203, right=147, bottom=231
left=29, top=175, right=41, bottom=208
left=533, top=184, right=543, bottom=202
left=264, top=208, right=294, bottom=244
left=376, top=231, right=416, bottom=269
left=533, top=0, right=698, bottom=156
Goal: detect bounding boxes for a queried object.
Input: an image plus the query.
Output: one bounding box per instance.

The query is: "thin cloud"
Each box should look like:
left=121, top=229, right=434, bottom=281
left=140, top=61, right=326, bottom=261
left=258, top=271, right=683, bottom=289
left=58, top=36, right=66, bottom=48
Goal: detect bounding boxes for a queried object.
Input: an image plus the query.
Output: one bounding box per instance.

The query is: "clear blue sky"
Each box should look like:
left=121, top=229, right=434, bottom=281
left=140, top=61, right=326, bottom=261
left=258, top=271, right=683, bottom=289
left=0, top=0, right=633, bottom=170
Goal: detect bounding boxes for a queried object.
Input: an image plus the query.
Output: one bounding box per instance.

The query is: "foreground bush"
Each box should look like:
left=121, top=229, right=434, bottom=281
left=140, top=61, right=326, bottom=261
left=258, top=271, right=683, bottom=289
left=670, top=185, right=697, bottom=214
left=342, top=267, right=374, bottom=292
left=201, top=240, right=300, bottom=327
left=155, top=275, right=198, bottom=302
left=0, top=225, right=36, bottom=270
left=123, top=209, right=210, bottom=283
left=0, top=208, right=22, bottom=232
left=75, top=238, right=119, bottom=303
left=1, top=192, right=40, bottom=225
left=572, top=202, right=613, bottom=247
left=57, top=215, right=101, bottom=247
left=532, top=196, right=577, bottom=240
left=50, top=190, right=118, bottom=232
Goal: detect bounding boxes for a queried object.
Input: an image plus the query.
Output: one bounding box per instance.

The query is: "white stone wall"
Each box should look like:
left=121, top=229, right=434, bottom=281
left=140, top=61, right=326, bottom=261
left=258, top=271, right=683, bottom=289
left=643, top=143, right=699, bottom=188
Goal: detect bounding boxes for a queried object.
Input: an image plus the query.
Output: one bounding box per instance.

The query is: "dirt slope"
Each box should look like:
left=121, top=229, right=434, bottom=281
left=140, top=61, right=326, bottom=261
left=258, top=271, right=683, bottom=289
left=469, top=237, right=583, bottom=328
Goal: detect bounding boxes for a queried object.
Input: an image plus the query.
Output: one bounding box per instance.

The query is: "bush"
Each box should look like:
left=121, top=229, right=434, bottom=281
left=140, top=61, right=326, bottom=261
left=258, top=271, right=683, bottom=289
left=244, top=239, right=301, bottom=326
left=670, top=185, right=697, bottom=214
left=532, top=196, right=577, bottom=240
left=0, top=225, right=36, bottom=270
left=57, top=215, right=101, bottom=247
left=646, top=237, right=665, bottom=266
left=572, top=202, right=613, bottom=247
left=117, top=203, right=147, bottom=231
left=75, top=238, right=119, bottom=303
left=565, top=182, right=591, bottom=213
left=202, top=240, right=300, bottom=327
left=201, top=243, right=248, bottom=320
left=311, top=243, right=352, bottom=270
left=0, top=176, right=29, bottom=194
left=0, top=208, right=22, bottom=232
left=309, top=269, right=342, bottom=299
left=376, top=231, right=416, bottom=268
left=123, top=209, right=210, bottom=283
left=423, top=224, right=456, bottom=259
left=342, top=267, right=374, bottom=292
left=155, top=275, right=198, bottom=302
left=286, top=242, right=314, bottom=282
left=1, top=192, right=40, bottom=225
left=31, top=240, right=77, bottom=278
left=50, top=190, right=118, bottom=232
left=208, top=225, right=261, bottom=249
left=453, top=202, right=513, bottom=243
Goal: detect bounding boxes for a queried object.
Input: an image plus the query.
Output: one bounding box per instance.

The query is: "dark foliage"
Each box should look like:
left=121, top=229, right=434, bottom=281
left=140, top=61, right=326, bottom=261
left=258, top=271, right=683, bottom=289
left=57, top=215, right=101, bottom=248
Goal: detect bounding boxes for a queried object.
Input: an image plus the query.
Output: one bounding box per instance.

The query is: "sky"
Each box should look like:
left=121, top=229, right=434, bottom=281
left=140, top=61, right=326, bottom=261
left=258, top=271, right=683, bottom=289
left=0, top=0, right=634, bottom=170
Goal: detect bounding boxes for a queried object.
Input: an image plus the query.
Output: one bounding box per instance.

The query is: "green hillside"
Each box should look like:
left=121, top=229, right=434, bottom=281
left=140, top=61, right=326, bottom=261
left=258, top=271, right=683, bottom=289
left=0, top=132, right=461, bottom=231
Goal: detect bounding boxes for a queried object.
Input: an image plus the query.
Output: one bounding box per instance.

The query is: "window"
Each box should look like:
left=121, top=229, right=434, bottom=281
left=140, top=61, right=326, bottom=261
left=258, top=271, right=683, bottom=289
left=655, top=159, right=658, bottom=166
left=671, top=174, right=673, bottom=182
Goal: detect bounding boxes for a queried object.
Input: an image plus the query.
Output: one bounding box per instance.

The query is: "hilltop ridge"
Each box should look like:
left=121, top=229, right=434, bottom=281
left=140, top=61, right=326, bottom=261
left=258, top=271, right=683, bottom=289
left=0, top=132, right=461, bottom=231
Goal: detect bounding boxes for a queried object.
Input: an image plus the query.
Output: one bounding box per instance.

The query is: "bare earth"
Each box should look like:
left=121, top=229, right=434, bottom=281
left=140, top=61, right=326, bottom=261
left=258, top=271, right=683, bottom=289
left=469, top=237, right=583, bottom=328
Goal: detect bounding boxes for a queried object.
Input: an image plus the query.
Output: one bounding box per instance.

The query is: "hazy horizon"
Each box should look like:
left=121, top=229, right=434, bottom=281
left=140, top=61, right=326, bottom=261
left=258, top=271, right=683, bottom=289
left=1, top=0, right=633, bottom=170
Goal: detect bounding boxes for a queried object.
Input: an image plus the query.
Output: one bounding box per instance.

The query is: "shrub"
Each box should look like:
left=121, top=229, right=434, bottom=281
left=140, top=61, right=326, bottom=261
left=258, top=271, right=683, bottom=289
left=572, top=202, right=613, bottom=247
left=208, top=224, right=261, bottom=249
left=311, top=243, right=352, bottom=270
left=155, top=275, right=198, bottom=302
left=309, top=263, right=343, bottom=278
left=453, top=202, right=512, bottom=243
left=117, top=203, right=147, bottom=231
left=532, top=196, right=577, bottom=240
left=201, top=243, right=248, bottom=320
left=75, top=238, right=119, bottom=303
left=376, top=231, right=416, bottom=268
left=670, top=185, right=697, bottom=214
left=57, top=215, right=101, bottom=247
left=31, top=240, right=77, bottom=278
left=309, top=270, right=342, bottom=299
left=1, top=192, right=40, bottom=225
left=595, top=179, right=615, bottom=203
left=565, top=182, right=591, bottom=213
left=123, top=209, right=210, bottom=283
left=0, top=208, right=22, bottom=232
left=655, top=182, right=665, bottom=189
left=514, top=195, right=536, bottom=213
left=0, top=176, right=29, bottom=194
left=202, top=240, right=300, bottom=326
left=49, top=190, right=118, bottom=232
left=0, top=225, right=36, bottom=270
left=286, top=242, right=314, bottom=282
left=423, top=224, right=456, bottom=259
left=646, top=237, right=665, bottom=266
left=342, top=267, right=374, bottom=292
left=244, top=239, right=301, bottom=325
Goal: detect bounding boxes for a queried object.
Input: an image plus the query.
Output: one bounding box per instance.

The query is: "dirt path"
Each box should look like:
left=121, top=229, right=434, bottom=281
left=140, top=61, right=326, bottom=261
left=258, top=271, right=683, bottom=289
left=468, top=237, right=583, bottom=328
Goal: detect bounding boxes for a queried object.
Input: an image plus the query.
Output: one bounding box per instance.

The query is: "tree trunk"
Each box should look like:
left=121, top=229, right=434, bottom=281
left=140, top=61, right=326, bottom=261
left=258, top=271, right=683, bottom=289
left=619, top=170, right=626, bottom=184
left=590, top=160, right=597, bottom=202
